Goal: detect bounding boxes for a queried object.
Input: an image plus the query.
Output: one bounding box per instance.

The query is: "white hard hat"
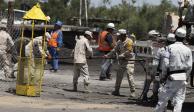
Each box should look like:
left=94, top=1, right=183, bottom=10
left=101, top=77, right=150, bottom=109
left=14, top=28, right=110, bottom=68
left=148, top=30, right=159, bottom=36
left=46, top=16, right=51, bottom=21
left=85, top=31, right=93, bottom=38
left=106, top=23, right=115, bottom=29
left=175, top=28, right=186, bottom=38
left=116, top=32, right=120, bottom=36
left=118, top=29, right=127, bottom=35
left=167, top=33, right=176, bottom=42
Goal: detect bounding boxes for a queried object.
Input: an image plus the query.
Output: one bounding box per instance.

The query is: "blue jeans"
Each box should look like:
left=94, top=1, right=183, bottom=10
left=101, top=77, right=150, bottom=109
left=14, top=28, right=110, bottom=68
left=48, top=47, right=59, bottom=70
left=100, top=58, right=112, bottom=78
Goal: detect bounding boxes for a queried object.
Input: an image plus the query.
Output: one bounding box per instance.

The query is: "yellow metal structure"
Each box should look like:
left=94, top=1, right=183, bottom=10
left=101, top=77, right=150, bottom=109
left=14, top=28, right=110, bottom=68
left=23, top=3, right=48, bottom=21
left=16, top=3, right=48, bottom=97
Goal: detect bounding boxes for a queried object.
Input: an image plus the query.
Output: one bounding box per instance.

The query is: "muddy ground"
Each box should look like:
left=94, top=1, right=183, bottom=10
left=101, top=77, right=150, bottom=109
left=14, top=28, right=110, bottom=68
left=0, top=60, right=193, bottom=112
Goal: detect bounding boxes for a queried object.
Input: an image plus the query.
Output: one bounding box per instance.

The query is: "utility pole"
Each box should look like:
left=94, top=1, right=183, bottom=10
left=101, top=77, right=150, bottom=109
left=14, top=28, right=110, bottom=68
left=85, top=0, right=88, bottom=27
left=7, top=0, right=14, bottom=34
left=79, top=0, right=82, bottom=26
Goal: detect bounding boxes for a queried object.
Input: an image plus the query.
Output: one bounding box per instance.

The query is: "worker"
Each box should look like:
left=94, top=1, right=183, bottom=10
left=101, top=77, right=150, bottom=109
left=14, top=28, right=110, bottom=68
left=98, top=23, right=116, bottom=80
left=48, top=21, right=63, bottom=72
left=105, top=29, right=136, bottom=98
left=156, top=33, right=176, bottom=84
left=147, top=33, right=176, bottom=104
left=0, top=29, right=14, bottom=80
left=73, top=31, right=93, bottom=93
left=25, top=34, right=50, bottom=85
left=141, top=30, right=163, bottom=102
left=178, top=0, right=194, bottom=39
left=154, top=28, right=192, bottom=112
left=25, top=34, right=50, bottom=58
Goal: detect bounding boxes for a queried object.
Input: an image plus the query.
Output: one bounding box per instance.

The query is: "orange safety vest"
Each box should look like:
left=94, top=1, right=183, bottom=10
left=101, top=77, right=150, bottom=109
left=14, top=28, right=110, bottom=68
left=98, top=31, right=115, bottom=52
left=48, top=31, right=59, bottom=47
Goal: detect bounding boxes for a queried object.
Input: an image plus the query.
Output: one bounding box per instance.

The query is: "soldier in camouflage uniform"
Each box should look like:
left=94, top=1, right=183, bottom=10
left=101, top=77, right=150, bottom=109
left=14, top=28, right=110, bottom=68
left=106, top=29, right=136, bottom=98
left=0, top=30, right=14, bottom=80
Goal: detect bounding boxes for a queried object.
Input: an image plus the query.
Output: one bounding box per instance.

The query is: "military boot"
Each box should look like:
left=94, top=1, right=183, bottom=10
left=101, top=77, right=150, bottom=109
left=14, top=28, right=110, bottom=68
left=111, top=87, right=120, bottom=96
left=84, top=83, right=91, bottom=93
left=129, top=91, right=136, bottom=98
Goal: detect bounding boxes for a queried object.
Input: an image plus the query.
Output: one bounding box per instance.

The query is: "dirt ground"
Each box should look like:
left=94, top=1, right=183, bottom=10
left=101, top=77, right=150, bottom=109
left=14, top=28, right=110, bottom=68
left=0, top=60, right=193, bottom=112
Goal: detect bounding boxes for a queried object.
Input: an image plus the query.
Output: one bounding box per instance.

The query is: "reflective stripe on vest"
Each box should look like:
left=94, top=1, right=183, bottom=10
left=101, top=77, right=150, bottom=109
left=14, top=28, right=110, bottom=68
left=98, top=31, right=113, bottom=51
left=48, top=32, right=58, bottom=47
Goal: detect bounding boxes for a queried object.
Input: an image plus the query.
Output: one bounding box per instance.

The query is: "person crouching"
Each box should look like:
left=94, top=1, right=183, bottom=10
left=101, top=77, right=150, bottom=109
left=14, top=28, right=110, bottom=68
left=73, top=31, right=93, bottom=93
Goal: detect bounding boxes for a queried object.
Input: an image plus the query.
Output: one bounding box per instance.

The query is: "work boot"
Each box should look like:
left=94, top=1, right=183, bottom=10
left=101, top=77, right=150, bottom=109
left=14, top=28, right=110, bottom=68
left=84, top=83, right=91, bottom=93
left=73, top=83, right=77, bottom=92
left=106, top=74, right=112, bottom=80
left=149, top=94, right=158, bottom=103
left=49, top=68, right=54, bottom=71
left=111, top=90, right=120, bottom=96
left=53, top=69, right=58, bottom=72
left=142, top=95, right=148, bottom=102
left=129, top=91, right=136, bottom=98
left=99, top=77, right=106, bottom=81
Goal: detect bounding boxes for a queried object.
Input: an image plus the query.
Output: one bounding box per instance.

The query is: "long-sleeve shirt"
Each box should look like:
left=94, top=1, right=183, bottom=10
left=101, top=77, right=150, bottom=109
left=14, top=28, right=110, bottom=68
left=155, top=47, right=169, bottom=78
left=107, top=38, right=134, bottom=64
left=74, top=36, right=93, bottom=64
left=166, top=42, right=193, bottom=80
left=0, top=30, right=14, bottom=54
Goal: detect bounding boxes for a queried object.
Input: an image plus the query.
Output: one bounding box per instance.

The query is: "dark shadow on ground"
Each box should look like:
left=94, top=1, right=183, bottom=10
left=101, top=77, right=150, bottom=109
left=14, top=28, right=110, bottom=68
left=123, top=99, right=156, bottom=107
left=182, top=102, right=194, bottom=112
left=5, top=88, right=16, bottom=95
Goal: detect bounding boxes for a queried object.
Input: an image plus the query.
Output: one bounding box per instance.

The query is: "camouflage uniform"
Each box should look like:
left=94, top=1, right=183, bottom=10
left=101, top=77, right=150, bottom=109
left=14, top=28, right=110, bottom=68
left=73, top=36, right=93, bottom=85
left=108, top=38, right=135, bottom=95
left=0, top=30, right=14, bottom=79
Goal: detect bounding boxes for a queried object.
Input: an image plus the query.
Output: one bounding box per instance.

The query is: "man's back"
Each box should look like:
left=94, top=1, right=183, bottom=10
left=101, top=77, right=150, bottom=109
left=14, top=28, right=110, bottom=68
left=168, top=42, right=192, bottom=72
left=74, top=36, right=92, bottom=63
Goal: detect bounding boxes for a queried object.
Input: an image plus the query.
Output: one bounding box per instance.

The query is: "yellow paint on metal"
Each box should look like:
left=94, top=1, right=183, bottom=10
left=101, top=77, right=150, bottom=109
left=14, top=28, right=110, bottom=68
left=23, top=3, right=48, bottom=21
left=16, top=85, right=40, bottom=97
left=16, top=3, right=47, bottom=97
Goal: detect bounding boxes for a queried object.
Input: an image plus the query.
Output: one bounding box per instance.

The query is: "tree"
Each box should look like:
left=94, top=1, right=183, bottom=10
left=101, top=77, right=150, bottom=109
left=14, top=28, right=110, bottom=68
left=0, top=0, right=178, bottom=39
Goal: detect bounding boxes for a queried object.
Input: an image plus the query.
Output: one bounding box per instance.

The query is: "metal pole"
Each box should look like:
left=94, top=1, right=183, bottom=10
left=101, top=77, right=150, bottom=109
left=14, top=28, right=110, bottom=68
left=79, top=0, right=82, bottom=26
left=7, top=1, right=14, bottom=34
left=85, top=0, right=88, bottom=26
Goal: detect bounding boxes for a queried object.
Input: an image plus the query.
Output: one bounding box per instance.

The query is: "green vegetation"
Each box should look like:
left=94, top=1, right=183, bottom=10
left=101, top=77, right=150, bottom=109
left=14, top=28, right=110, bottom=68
left=0, top=0, right=178, bottom=39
